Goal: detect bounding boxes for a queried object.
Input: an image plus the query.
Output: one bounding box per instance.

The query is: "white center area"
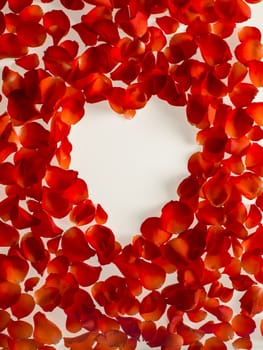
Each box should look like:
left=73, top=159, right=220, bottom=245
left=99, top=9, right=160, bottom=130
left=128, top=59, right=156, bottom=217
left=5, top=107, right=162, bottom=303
left=69, top=98, right=197, bottom=243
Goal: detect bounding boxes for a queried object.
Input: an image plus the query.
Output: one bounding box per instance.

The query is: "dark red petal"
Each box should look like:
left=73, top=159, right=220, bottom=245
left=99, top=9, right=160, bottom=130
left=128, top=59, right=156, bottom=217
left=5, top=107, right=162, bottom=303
left=43, top=10, right=71, bottom=44
left=45, top=166, right=77, bottom=190
left=165, top=33, right=197, bottom=63
left=162, top=284, right=197, bottom=311
left=225, top=108, right=253, bottom=137
left=8, top=0, right=33, bottom=13
left=42, top=186, right=72, bottom=218
left=85, top=224, right=118, bottom=264
left=19, top=122, right=49, bottom=148
left=17, top=21, right=46, bottom=47
left=11, top=293, right=35, bottom=319
left=160, top=200, right=194, bottom=234
left=62, top=226, right=95, bottom=262
left=0, top=281, right=21, bottom=309
left=40, top=76, right=66, bottom=114
left=140, top=217, right=172, bottom=246
left=7, top=89, right=39, bottom=124
left=214, top=0, right=251, bottom=22
left=43, top=46, right=73, bottom=79
left=70, top=262, right=101, bottom=286
left=24, top=277, right=39, bottom=292
left=156, top=16, right=179, bottom=34
left=72, top=22, right=97, bottom=46
left=245, top=204, right=262, bottom=228
left=240, top=285, right=263, bottom=316
left=2, top=67, right=24, bottom=96
left=60, top=0, right=84, bottom=10
left=0, top=310, right=10, bottom=332
left=0, top=220, right=19, bottom=246
left=197, top=33, right=232, bottom=66
left=70, top=200, right=96, bottom=225
left=15, top=53, right=39, bottom=70
left=140, top=291, right=166, bottom=321
left=249, top=60, right=263, bottom=87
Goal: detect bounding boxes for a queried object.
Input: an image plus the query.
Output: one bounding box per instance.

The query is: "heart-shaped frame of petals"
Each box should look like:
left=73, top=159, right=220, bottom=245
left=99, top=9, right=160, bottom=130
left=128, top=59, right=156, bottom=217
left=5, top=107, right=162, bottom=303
left=1, top=0, right=263, bottom=349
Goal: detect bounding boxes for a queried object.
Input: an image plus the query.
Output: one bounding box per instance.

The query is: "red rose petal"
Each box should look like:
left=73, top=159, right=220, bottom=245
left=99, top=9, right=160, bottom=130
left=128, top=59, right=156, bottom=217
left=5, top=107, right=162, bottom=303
left=43, top=10, right=71, bottom=44
left=160, top=200, right=194, bottom=234
left=72, top=22, right=97, bottom=46
left=45, top=166, right=77, bottom=190
left=204, top=336, right=227, bottom=350
left=7, top=89, right=39, bottom=124
left=43, top=45, right=73, bottom=79
left=70, top=199, right=96, bottom=225
left=240, top=285, right=263, bottom=316
left=95, top=203, right=108, bottom=224
left=34, top=285, right=61, bottom=312
left=138, top=260, right=166, bottom=290
left=0, top=220, right=19, bottom=246
left=229, top=83, right=258, bottom=107
left=165, top=33, right=197, bottom=64
left=7, top=320, right=33, bottom=339
left=228, top=62, right=248, bottom=90
left=162, top=284, right=198, bottom=311
left=11, top=293, right=35, bottom=319
left=85, top=224, right=118, bottom=264
left=24, top=277, right=39, bottom=292
left=62, top=226, right=95, bottom=262
left=215, top=0, right=251, bottom=22
left=0, top=310, right=10, bottom=332
left=235, top=39, right=263, bottom=64
left=248, top=60, right=263, bottom=87
left=232, top=172, right=263, bottom=199
left=202, top=171, right=232, bottom=207
left=140, top=217, right=172, bottom=246
left=16, top=53, right=40, bottom=70
left=156, top=16, right=179, bottom=34
left=0, top=281, right=21, bottom=309
left=225, top=108, right=253, bottom=137
left=19, top=4, right=43, bottom=22
left=33, top=312, right=62, bottom=345
left=232, top=314, right=256, bottom=337
left=238, top=26, right=261, bottom=41
left=197, top=33, right=232, bottom=66
left=17, top=21, right=46, bottom=47
left=42, top=186, right=72, bottom=218
left=8, top=0, right=33, bottom=13
left=232, top=337, right=252, bottom=349
left=40, top=76, right=67, bottom=114
left=19, top=122, right=49, bottom=148
left=70, top=262, right=101, bottom=286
